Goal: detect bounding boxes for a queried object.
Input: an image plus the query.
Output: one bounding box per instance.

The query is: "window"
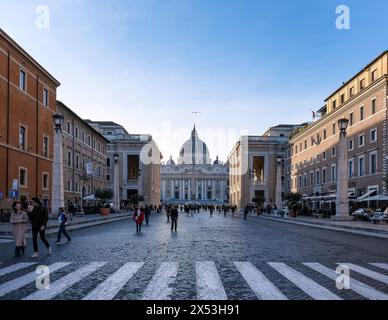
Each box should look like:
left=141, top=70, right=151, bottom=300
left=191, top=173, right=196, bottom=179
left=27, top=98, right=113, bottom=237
left=332, top=123, right=336, bottom=135
left=82, top=158, right=86, bottom=170
left=43, top=136, right=49, bottom=157
left=67, top=180, right=71, bottom=191
left=88, top=135, right=91, bottom=146
left=75, top=155, right=79, bottom=169
left=360, top=78, right=365, bottom=90
left=359, top=134, right=365, bottom=147
left=295, top=145, right=298, bottom=154
left=75, top=182, right=79, bottom=192
left=370, top=153, right=377, bottom=175
left=19, top=126, right=26, bottom=150
left=82, top=131, right=85, bottom=142
left=371, top=69, right=378, bottom=82
left=304, top=140, right=307, bottom=150
left=360, top=106, right=365, bottom=121
left=93, top=139, right=96, bottom=149
left=323, top=151, right=326, bottom=160
left=348, top=159, right=354, bottom=178
left=323, top=129, right=327, bottom=140
left=75, top=127, right=79, bottom=139
left=371, top=98, right=377, bottom=114
left=348, top=139, right=354, bottom=151
left=19, top=168, right=27, bottom=187
left=42, top=173, right=49, bottom=190
left=349, top=112, right=354, bottom=126
left=331, top=164, right=336, bottom=181
left=107, top=174, right=111, bottom=181
left=316, top=170, right=320, bottom=185
left=303, top=174, right=307, bottom=187
left=310, top=172, right=314, bottom=186
left=67, top=122, right=71, bottom=135
left=322, top=168, right=326, bottom=183
left=19, top=70, right=26, bottom=91
left=98, top=143, right=101, bottom=153
left=43, top=88, right=49, bottom=107
left=332, top=100, right=337, bottom=109
left=358, top=156, right=365, bottom=177
left=349, top=87, right=354, bottom=97
left=299, top=175, right=302, bottom=188
left=332, top=147, right=336, bottom=157
left=68, top=151, right=72, bottom=167
left=107, top=157, right=111, bottom=168
left=370, top=129, right=377, bottom=143
left=98, top=165, right=101, bottom=177
left=102, top=146, right=105, bottom=154
left=340, top=94, right=345, bottom=104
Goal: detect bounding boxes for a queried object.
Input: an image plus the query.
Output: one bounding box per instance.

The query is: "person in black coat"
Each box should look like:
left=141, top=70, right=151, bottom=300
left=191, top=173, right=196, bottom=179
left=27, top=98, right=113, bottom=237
left=170, top=206, right=178, bottom=232
left=28, top=197, right=51, bottom=258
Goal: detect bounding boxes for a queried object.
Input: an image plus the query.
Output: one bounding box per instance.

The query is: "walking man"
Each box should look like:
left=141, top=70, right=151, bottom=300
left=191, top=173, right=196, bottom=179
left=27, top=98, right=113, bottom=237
left=244, top=206, right=249, bottom=220
left=171, top=205, right=178, bottom=232
left=56, top=207, right=72, bottom=244
left=145, top=205, right=151, bottom=225
left=28, top=197, right=51, bottom=258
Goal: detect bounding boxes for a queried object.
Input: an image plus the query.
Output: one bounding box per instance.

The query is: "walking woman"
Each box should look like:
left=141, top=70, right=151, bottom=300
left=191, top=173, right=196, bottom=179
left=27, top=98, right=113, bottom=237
left=10, top=201, right=28, bottom=257
left=133, top=207, right=145, bottom=233
left=56, top=207, right=72, bottom=244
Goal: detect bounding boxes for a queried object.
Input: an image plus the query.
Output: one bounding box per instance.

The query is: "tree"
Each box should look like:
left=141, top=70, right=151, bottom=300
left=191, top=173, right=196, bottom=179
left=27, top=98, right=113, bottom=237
left=284, top=192, right=302, bottom=209
left=95, top=188, right=114, bottom=208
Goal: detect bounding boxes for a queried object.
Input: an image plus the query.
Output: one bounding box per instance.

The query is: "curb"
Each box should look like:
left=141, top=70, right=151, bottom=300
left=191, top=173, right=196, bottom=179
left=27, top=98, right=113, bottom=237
left=259, top=215, right=388, bottom=239
left=0, top=214, right=131, bottom=239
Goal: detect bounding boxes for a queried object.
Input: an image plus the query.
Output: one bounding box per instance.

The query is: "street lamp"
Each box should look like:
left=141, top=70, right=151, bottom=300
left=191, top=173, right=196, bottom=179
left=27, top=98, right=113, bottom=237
left=334, top=117, right=352, bottom=220
left=51, top=113, right=65, bottom=218
left=113, top=153, right=120, bottom=212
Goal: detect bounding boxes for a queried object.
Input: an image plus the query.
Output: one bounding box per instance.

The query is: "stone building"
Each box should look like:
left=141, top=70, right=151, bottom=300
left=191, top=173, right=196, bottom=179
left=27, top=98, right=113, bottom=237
left=86, top=121, right=162, bottom=206
left=286, top=51, right=388, bottom=210
left=56, top=101, right=109, bottom=209
left=0, top=28, right=60, bottom=208
left=160, top=126, right=229, bottom=205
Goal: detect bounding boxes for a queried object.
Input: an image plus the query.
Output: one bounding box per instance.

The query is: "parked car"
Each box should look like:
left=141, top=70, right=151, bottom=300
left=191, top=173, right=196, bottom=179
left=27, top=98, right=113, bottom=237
left=351, top=208, right=374, bottom=221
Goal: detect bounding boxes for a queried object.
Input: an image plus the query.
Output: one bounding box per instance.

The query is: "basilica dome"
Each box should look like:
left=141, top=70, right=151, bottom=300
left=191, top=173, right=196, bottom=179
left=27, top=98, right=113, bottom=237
left=177, top=126, right=211, bottom=165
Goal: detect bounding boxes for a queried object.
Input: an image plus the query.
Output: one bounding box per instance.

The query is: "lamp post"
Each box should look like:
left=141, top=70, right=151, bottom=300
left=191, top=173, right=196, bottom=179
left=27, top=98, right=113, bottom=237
left=275, top=156, right=283, bottom=214
left=113, top=153, right=120, bottom=212
left=334, top=117, right=352, bottom=220
left=52, top=113, right=65, bottom=218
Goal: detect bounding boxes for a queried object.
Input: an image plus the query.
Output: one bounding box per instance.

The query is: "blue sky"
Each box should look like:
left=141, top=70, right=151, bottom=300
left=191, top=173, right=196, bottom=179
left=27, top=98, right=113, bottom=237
left=1, top=0, right=387, bottom=161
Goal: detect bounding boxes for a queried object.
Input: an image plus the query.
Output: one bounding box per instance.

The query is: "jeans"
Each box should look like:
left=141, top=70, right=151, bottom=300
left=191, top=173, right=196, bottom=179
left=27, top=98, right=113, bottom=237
left=32, top=226, right=50, bottom=253
left=136, top=223, right=142, bottom=232
left=57, top=225, right=71, bottom=242
left=171, top=218, right=177, bottom=231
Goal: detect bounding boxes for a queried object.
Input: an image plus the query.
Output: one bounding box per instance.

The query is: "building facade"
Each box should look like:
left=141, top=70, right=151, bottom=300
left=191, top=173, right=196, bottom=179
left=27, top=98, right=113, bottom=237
left=57, top=101, right=109, bottom=208
left=86, top=121, right=162, bottom=206
left=228, top=125, right=302, bottom=209
left=0, top=28, right=60, bottom=208
left=160, top=126, right=229, bottom=205
left=287, top=51, right=388, bottom=209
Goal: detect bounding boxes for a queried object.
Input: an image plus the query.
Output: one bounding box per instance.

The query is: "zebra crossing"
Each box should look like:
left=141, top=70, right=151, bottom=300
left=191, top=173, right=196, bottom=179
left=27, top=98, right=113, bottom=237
left=0, top=261, right=388, bottom=300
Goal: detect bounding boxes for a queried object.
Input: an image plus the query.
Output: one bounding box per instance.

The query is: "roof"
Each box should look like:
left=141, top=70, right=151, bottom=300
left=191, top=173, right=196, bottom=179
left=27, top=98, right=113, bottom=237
left=0, top=28, right=60, bottom=87
left=324, top=50, right=388, bottom=102
left=84, top=120, right=122, bottom=127
left=57, top=101, right=110, bottom=143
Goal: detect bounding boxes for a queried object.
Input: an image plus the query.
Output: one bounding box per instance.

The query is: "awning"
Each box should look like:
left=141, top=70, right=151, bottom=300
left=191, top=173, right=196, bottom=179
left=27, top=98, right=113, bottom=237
left=82, top=194, right=96, bottom=201
left=361, top=194, right=388, bottom=202
left=357, top=190, right=377, bottom=202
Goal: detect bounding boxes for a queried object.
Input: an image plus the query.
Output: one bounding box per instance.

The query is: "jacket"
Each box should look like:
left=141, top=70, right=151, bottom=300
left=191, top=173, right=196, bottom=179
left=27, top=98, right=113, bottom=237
left=171, top=209, right=178, bottom=219
left=28, top=205, right=49, bottom=228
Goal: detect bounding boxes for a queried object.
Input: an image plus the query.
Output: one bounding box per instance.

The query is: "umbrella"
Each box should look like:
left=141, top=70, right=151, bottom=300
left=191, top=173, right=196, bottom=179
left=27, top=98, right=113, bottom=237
left=82, top=194, right=96, bottom=201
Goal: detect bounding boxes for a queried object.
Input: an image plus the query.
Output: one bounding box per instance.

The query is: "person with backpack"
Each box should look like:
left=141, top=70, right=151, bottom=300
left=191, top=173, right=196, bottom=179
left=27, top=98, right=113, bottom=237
left=170, top=205, right=178, bottom=232
left=56, top=207, right=72, bottom=244
left=28, top=197, right=51, bottom=258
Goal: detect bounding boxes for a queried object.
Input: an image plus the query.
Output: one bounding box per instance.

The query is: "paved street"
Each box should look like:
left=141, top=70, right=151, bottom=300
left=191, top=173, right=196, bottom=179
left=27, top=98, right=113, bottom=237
left=1, top=211, right=388, bottom=300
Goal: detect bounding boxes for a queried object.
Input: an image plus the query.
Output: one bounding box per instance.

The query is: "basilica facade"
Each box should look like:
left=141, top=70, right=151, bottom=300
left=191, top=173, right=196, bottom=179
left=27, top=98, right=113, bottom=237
left=160, top=126, right=229, bottom=204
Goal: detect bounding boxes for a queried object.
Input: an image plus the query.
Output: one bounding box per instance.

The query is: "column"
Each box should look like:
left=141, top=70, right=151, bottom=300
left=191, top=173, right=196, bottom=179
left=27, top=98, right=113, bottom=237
left=52, top=119, right=64, bottom=217
left=275, top=158, right=282, bottom=213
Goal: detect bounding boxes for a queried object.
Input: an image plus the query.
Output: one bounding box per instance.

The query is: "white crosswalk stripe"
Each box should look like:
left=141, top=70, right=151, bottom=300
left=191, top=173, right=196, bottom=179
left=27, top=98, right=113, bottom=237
left=370, top=263, right=388, bottom=272
left=23, top=262, right=106, bottom=300
left=268, top=262, right=342, bottom=300
left=0, top=263, right=36, bottom=277
left=0, top=239, right=13, bottom=244
left=0, top=262, right=70, bottom=298
left=196, top=261, right=227, bottom=300
left=234, top=262, right=287, bottom=300
left=340, top=263, right=388, bottom=285
left=304, top=263, right=388, bottom=300
left=142, top=262, right=179, bottom=300
left=84, top=262, right=144, bottom=300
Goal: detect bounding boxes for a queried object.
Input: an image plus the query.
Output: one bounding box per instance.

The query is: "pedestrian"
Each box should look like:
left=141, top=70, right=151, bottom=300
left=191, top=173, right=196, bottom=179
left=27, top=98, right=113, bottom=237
left=244, top=206, right=249, bottom=220
left=28, top=197, right=51, bottom=258
left=10, top=201, right=28, bottom=257
left=171, top=205, right=178, bottom=232
left=166, top=205, right=171, bottom=222
left=56, top=207, right=72, bottom=244
left=145, top=205, right=151, bottom=225
left=68, top=202, right=75, bottom=222
left=210, top=205, right=214, bottom=217
left=133, top=207, right=145, bottom=233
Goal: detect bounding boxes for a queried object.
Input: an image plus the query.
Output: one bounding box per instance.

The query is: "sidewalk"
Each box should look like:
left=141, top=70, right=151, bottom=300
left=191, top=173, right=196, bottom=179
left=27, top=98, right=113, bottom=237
left=0, top=211, right=132, bottom=239
left=236, top=211, right=388, bottom=239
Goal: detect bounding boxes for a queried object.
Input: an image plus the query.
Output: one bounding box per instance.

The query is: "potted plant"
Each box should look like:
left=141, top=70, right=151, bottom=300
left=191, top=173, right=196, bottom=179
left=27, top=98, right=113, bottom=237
left=95, top=188, right=113, bottom=216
